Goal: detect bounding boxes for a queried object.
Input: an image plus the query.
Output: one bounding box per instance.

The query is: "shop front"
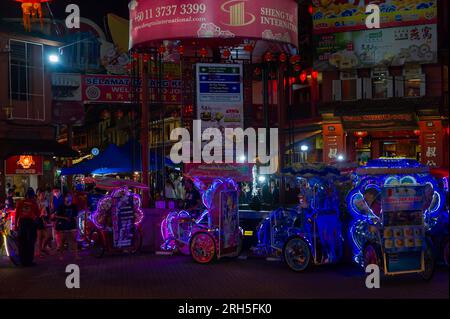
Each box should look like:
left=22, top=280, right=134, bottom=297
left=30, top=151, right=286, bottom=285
left=321, top=98, right=448, bottom=168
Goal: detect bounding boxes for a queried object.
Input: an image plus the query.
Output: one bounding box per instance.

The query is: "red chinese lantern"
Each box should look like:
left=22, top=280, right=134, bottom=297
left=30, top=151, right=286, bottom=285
left=244, top=44, right=253, bottom=53
left=177, top=45, right=185, bottom=55
left=143, top=54, right=150, bottom=63
left=279, top=52, right=287, bottom=63
left=15, top=0, right=50, bottom=31
left=199, top=48, right=208, bottom=57
left=413, top=129, right=421, bottom=136
left=254, top=67, right=262, bottom=76
left=158, top=45, right=166, bottom=55
left=264, top=52, right=273, bottom=62
left=294, top=64, right=301, bottom=72
left=299, top=71, right=307, bottom=83
left=311, top=70, right=319, bottom=80
left=308, top=4, right=313, bottom=15
left=223, top=49, right=231, bottom=59
left=132, top=52, right=140, bottom=60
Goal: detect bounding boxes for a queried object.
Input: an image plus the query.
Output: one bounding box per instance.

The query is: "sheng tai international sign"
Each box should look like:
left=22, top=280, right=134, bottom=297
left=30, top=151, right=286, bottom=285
left=129, top=0, right=299, bottom=48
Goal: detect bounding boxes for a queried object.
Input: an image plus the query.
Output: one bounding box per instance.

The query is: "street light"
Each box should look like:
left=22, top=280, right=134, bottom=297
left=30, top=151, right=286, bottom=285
left=300, top=145, right=309, bottom=152
left=238, top=155, right=246, bottom=163
left=337, top=154, right=345, bottom=161
left=48, top=53, right=60, bottom=63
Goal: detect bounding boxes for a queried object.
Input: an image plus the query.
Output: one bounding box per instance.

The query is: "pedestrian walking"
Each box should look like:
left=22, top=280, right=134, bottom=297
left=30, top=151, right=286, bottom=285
left=15, top=187, right=39, bottom=266
left=53, top=193, right=80, bottom=261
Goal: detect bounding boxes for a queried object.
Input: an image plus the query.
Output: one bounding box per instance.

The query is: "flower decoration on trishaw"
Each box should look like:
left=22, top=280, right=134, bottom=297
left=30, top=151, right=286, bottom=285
left=251, top=165, right=349, bottom=272
left=347, top=158, right=447, bottom=277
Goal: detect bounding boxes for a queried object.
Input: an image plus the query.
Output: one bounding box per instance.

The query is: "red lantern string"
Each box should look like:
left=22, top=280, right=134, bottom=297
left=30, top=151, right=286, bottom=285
left=199, top=48, right=208, bottom=57
left=264, top=52, right=273, bottom=62
left=177, top=45, right=185, bottom=55
left=279, top=53, right=287, bottom=63
left=299, top=71, right=307, bottom=83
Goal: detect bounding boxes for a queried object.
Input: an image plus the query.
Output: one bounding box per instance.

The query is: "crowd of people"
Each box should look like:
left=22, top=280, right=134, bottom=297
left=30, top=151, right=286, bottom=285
left=3, top=185, right=82, bottom=267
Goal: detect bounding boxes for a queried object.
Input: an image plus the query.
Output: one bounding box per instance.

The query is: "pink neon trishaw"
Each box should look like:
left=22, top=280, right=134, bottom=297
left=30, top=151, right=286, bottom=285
left=161, top=164, right=250, bottom=263
left=87, top=178, right=145, bottom=258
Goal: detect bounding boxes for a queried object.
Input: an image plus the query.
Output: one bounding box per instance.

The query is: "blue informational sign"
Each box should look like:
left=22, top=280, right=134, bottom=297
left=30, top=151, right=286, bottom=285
left=196, top=63, right=243, bottom=131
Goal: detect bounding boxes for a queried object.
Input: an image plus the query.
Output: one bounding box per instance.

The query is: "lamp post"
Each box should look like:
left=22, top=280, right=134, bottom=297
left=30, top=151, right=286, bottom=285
left=300, top=144, right=309, bottom=163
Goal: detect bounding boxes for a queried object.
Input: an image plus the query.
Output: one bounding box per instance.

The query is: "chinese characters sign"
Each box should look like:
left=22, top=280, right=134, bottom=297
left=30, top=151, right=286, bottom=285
left=130, top=0, right=298, bottom=48
left=322, top=124, right=344, bottom=163
left=419, top=120, right=443, bottom=168
left=314, top=24, right=437, bottom=70
left=82, top=74, right=182, bottom=104
left=312, top=0, right=437, bottom=35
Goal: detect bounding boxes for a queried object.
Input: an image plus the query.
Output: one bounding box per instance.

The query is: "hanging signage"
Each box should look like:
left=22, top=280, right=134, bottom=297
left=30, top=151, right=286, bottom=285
left=82, top=73, right=182, bottom=104
left=341, top=114, right=417, bottom=130
left=196, top=63, right=243, bottom=133
left=322, top=124, right=345, bottom=163
left=5, top=155, right=43, bottom=175
left=314, top=24, right=437, bottom=70
left=419, top=120, right=443, bottom=168
left=312, top=0, right=437, bottom=35
left=129, top=0, right=298, bottom=48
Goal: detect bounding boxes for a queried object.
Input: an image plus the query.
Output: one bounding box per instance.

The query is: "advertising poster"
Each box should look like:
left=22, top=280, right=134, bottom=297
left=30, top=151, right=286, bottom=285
left=381, top=185, right=426, bottom=273
left=314, top=24, right=437, bottom=70
left=130, top=0, right=299, bottom=47
left=196, top=63, right=243, bottom=132
left=111, top=195, right=136, bottom=248
left=312, top=0, right=437, bottom=35
left=219, top=190, right=240, bottom=256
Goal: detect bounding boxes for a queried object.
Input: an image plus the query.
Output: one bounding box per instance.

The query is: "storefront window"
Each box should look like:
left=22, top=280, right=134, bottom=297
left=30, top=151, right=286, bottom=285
left=371, top=69, right=388, bottom=99
left=405, top=78, right=421, bottom=97
left=341, top=71, right=358, bottom=101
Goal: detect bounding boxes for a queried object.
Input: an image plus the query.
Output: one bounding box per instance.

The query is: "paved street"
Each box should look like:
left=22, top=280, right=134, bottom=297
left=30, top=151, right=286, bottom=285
left=1, top=251, right=448, bottom=299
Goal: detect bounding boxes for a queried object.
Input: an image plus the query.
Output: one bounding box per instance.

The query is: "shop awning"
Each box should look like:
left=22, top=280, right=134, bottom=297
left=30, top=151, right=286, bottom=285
left=0, top=138, right=79, bottom=159
left=60, top=140, right=176, bottom=175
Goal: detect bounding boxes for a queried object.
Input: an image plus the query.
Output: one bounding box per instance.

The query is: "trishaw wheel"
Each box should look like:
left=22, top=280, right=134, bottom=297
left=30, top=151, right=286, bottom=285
left=420, top=243, right=435, bottom=281
left=442, top=237, right=449, bottom=267
left=190, top=232, right=216, bottom=264
left=363, top=244, right=380, bottom=269
left=283, top=237, right=311, bottom=272
left=6, top=235, right=20, bottom=266
left=130, top=226, right=143, bottom=255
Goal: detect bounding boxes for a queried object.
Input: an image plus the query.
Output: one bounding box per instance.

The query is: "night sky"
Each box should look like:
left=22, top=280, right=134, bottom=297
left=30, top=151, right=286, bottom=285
left=0, top=0, right=129, bottom=26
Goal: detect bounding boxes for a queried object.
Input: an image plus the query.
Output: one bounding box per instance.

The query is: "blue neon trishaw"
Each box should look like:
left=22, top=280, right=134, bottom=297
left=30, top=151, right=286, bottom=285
left=251, top=165, right=350, bottom=271
left=347, top=159, right=446, bottom=279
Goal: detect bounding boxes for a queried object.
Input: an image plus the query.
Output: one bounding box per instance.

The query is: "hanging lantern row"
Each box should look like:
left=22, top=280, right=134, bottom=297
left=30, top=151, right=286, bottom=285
left=263, top=52, right=300, bottom=64
left=298, top=70, right=320, bottom=83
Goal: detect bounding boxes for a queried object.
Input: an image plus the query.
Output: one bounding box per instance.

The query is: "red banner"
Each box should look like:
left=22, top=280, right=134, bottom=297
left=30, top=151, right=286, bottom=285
left=5, top=156, right=43, bottom=175
left=82, top=74, right=182, bottom=104
left=419, top=120, right=443, bottom=168
left=130, top=0, right=298, bottom=48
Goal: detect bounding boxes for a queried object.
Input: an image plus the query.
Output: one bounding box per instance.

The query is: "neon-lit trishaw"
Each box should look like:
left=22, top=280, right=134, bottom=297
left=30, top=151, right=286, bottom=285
left=88, top=179, right=145, bottom=258
left=252, top=166, right=349, bottom=272
left=347, top=159, right=446, bottom=279
left=161, top=177, right=243, bottom=264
